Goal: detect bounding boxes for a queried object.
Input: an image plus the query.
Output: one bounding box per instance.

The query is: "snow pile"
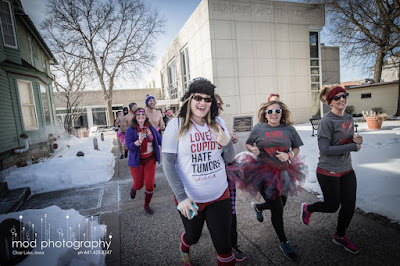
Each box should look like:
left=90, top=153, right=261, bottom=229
left=295, top=120, right=400, bottom=222
left=1, top=134, right=115, bottom=194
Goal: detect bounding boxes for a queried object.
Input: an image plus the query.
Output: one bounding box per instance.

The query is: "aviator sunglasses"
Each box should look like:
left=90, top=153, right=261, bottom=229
left=330, top=93, right=349, bottom=101
left=192, top=95, right=213, bottom=103
left=266, top=109, right=282, bottom=115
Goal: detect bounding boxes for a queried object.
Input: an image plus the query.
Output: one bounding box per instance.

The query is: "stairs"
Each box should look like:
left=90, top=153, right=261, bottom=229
left=0, top=182, right=31, bottom=214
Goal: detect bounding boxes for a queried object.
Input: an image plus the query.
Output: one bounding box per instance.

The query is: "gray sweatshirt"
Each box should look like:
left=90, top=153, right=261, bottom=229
left=317, top=111, right=358, bottom=173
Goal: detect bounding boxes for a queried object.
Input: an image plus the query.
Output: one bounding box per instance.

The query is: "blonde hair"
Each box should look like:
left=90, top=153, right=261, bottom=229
left=177, top=94, right=218, bottom=138
left=319, top=84, right=341, bottom=104
left=257, top=101, right=293, bottom=125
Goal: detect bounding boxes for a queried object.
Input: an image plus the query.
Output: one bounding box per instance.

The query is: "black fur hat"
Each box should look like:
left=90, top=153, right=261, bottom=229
left=179, top=78, right=219, bottom=120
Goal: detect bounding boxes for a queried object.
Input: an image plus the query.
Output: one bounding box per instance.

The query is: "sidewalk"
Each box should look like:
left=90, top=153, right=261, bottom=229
left=19, top=135, right=400, bottom=265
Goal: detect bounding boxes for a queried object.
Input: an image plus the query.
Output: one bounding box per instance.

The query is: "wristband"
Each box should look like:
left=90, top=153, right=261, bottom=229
left=287, top=152, right=291, bottom=160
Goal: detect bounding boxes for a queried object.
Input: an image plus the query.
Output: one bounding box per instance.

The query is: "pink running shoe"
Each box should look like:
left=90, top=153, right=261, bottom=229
left=181, top=251, right=193, bottom=266
left=300, top=203, right=311, bottom=225
left=333, top=234, right=359, bottom=254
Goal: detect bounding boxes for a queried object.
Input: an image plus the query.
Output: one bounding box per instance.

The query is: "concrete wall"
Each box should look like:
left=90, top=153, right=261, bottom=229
left=208, top=0, right=325, bottom=127
left=346, top=82, right=398, bottom=115
left=321, top=45, right=340, bottom=85
left=143, top=0, right=328, bottom=128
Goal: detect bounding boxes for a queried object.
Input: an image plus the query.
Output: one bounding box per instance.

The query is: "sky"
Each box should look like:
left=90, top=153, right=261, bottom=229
left=21, top=0, right=368, bottom=87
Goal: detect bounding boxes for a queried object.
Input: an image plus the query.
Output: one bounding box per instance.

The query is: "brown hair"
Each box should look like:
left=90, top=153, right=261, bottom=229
left=318, top=84, right=342, bottom=104
left=257, top=101, right=293, bottom=125
left=177, top=94, right=218, bottom=138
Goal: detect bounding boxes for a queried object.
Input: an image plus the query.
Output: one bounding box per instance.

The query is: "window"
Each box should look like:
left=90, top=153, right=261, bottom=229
left=92, top=107, right=107, bottom=126
left=180, top=47, right=190, bottom=90
left=28, top=37, right=35, bottom=67
left=17, top=80, right=39, bottom=130
left=361, top=93, right=371, bottom=99
left=40, top=85, right=51, bottom=126
left=310, top=31, right=322, bottom=118
left=168, top=59, right=178, bottom=99
left=0, top=0, right=17, bottom=48
left=160, top=69, right=167, bottom=99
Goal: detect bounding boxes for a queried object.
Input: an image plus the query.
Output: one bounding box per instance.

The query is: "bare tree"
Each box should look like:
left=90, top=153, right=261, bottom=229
left=42, top=0, right=165, bottom=125
left=311, top=0, right=400, bottom=82
left=53, top=53, right=89, bottom=133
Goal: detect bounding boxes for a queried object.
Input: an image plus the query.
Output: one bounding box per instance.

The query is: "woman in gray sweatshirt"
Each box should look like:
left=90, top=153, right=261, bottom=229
left=300, top=85, right=363, bottom=254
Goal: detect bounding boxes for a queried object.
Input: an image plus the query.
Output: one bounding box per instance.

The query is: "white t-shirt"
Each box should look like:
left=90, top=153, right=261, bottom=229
left=162, top=118, right=230, bottom=203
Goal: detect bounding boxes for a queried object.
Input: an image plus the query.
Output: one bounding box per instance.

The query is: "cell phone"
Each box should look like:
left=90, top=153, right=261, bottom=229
left=177, top=203, right=199, bottom=219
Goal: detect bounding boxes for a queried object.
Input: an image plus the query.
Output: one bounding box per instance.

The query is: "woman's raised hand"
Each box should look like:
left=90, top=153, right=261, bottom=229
left=213, top=124, right=230, bottom=146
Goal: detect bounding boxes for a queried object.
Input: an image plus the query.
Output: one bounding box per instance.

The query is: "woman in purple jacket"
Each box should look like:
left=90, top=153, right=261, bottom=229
left=125, top=108, right=162, bottom=214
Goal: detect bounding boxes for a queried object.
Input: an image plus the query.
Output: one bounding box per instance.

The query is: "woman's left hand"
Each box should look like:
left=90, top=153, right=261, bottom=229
left=276, top=150, right=289, bottom=162
left=213, top=124, right=230, bottom=146
left=353, top=134, right=363, bottom=144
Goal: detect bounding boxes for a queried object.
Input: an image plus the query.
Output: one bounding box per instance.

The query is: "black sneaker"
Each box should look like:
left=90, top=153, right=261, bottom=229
left=251, top=202, right=263, bottom=222
left=130, top=188, right=136, bottom=199
left=124, top=150, right=128, bottom=158
left=280, top=241, right=298, bottom=261
left=233, top=246, right=248, bottom=262
left=119, top=154, right=124, bottom=159
left=144, top=206, right=154, bottom=215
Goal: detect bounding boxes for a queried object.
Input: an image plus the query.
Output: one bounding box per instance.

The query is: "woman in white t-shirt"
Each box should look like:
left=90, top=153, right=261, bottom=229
left=162, top=78, right=236, bottom=266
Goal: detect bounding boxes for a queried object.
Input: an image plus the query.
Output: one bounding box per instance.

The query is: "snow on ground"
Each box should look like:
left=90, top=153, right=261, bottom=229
left=0, top=133, right=115, bottom=194
left=0, top=205, right=108, bottom=265
left=295, top=120, right=400, bottom=223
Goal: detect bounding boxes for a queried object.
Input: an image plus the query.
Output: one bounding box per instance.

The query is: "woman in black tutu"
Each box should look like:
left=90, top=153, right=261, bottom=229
left=227, top=100, right=305, bottom=261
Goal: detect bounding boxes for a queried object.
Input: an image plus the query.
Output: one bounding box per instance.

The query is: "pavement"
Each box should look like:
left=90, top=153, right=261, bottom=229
left=17, top=133, right=400, bottom=265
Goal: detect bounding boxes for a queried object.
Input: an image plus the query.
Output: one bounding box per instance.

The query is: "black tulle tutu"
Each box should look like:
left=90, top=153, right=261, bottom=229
left=226, top=152, right=306, bottom=200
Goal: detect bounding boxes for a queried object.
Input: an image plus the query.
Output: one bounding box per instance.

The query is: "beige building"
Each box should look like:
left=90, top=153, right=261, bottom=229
left=143, top=0, right=336, bottom=128
left=346, top=81, right=398, bottom=116
left=54, top=89, right=160, bottom=129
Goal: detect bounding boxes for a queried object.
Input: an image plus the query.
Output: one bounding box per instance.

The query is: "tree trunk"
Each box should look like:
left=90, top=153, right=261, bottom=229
left=106, top=98, right=114, bottom=126
left=373, top=48, right=385, bottom=82
left=396, top=59, right=400, bottom=116
left=374, top=48, right=385, bottom=82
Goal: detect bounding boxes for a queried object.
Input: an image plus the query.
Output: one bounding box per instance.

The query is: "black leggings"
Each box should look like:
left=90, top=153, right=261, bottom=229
left=307, top=171, right=357, bottom=237
left=180, top=198, right=232, bottom=254
left=257, top=194, right=288, bottom=243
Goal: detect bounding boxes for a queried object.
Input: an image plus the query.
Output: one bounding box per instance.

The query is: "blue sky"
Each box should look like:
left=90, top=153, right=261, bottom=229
left=21, top=0, right=367, bottom=83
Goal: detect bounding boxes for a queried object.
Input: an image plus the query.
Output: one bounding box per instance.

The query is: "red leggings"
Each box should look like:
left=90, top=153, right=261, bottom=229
left=130, top=156, right=156, bottom=191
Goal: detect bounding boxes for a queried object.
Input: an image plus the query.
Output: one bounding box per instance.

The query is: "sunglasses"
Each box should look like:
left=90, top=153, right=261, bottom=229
left=135, top=111, right=145, bottom=115
left=192, top=95, right=213, bottom=103
left=330, top=93, right=349, bottom=101
left=266, top=109, right=282, bottom=115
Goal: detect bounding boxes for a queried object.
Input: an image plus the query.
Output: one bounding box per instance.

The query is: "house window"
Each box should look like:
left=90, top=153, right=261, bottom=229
left=168, top=59, right=178, bottom=99
left=181, top=47, right=190, bottom=90
left=361, top=93, right=371, bottom=99
left=40, top=85, right=51, bottom=126
left=0, top=0, right=18, bottom=48
left=28, top=37, right=35, bottom=67
left=17, top=80, right=39, bottom=130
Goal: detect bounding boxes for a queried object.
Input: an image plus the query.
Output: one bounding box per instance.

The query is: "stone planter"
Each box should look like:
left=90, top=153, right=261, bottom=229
left=365, top=116, right=383, bottom=130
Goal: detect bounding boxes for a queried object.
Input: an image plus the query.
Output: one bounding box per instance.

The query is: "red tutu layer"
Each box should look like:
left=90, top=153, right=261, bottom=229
left=226, top=152, right=306, bottom=200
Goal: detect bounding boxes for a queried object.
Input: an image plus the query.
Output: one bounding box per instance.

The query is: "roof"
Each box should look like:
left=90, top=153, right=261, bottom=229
left=346, top=80, right=399, bottom=90
left=12, top=0, right=57, bottom=64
